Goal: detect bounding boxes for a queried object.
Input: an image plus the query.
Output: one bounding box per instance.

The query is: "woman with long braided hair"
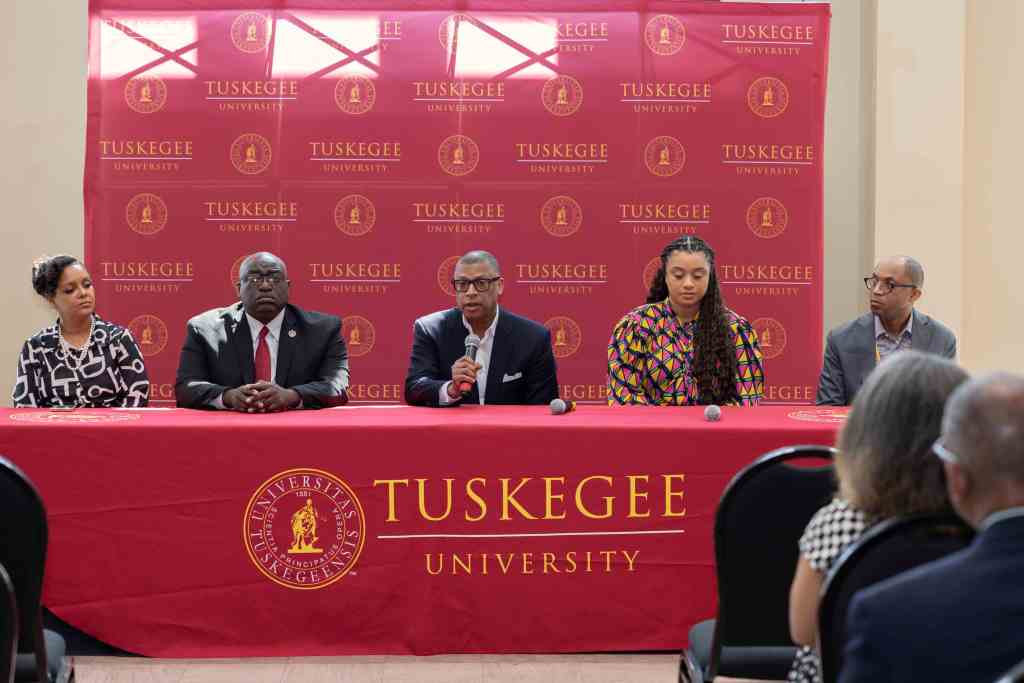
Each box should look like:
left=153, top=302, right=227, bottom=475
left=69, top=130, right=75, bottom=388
left=607, top=236, right=764, bottom=406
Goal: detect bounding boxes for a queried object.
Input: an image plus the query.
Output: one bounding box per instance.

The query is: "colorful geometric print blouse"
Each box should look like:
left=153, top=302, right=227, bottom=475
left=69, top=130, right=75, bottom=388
left=607, top=300, right=764, bottom=406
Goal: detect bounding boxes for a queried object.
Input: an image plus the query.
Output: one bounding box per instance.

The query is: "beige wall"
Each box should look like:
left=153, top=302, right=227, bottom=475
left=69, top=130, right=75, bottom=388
left=0, top=0, right=1015, bottom=404
left=962, top=1, right=1024, bottom=371
left=871, top=0, right=965, bottom=337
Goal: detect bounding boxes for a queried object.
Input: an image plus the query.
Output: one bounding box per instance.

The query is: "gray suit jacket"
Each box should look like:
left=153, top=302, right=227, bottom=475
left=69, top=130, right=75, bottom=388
left=175, top=303, right=349, bottom=409
left=815, top=310, right=957, bottom=406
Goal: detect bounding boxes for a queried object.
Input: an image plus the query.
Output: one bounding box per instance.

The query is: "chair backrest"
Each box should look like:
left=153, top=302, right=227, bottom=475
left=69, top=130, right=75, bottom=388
left=708, top=445, right=837, bottom=678
left=0, top=561, right=17, bottom=683
left=818, top=514, right=975, bottom=683
left=0, top=456, right=51, bottom=676
left=996, top=657, right=1024, bottom=683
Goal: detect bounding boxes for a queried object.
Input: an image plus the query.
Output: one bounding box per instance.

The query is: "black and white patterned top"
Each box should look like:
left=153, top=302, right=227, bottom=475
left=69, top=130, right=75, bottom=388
left=787, top=498, right=869, bottom=683
left=12, top=315, right=150, bottom=408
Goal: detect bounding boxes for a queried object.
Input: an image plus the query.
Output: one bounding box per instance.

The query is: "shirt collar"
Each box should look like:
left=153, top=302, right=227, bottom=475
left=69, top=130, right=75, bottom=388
left=246, top=308, right=285, bottom=340
left=980, top=506, right=1024, bottom=532
left=874, top=312, right=913, bottom=340
left=461, top=305, right=500, bottom=342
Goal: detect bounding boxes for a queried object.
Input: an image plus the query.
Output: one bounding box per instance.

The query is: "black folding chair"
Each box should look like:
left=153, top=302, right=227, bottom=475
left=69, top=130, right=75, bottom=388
left=0, top=561, right=17, bottom=683
left=681, top=445, right=837, bottom=683
left=996, top=657, right=1024, bottom=683
left=818, top=514, right=974, bottom=683
left=0, top=456, right=73, bottom=683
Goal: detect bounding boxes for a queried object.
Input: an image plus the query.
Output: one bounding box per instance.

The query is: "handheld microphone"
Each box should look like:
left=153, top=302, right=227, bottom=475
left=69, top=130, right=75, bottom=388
left=703, top=405, right=722, bottom=422
left=460, top=334, right=481, bottom=395
left=550, top=398, right=577, bottom=415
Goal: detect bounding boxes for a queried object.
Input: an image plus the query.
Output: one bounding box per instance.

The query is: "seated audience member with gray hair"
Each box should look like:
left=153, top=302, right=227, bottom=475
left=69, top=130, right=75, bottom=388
left=839, top=372, right=1024, bottom=683
left=816, top=255, right=957, bottom=406
left=783, top=351, right=968, bottom=683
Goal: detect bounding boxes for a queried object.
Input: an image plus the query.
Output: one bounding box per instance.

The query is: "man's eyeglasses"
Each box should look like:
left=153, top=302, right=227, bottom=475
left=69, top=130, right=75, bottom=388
left=863, top=276, right=917, bottom=295
left=452, top=277, right=501, bottom=293
left=932, top=438, right=959, bottom=464
left=242, top=274, right=285, bottom=286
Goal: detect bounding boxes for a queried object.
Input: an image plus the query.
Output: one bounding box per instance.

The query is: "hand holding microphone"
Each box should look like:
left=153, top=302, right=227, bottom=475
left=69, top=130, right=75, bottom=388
left=449, top=335, right=482, bottom=398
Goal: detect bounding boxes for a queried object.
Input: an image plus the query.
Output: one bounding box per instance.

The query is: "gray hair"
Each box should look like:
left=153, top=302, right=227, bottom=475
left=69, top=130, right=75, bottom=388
left=838, top=350, right=969, bottom=520
left=897, top=255, right=924, bottom=288
left=942, top=372, right=1024, bottom=485
left=239, top=251, right=288, bottom=280
left=458, top=250, right=500, bottom=274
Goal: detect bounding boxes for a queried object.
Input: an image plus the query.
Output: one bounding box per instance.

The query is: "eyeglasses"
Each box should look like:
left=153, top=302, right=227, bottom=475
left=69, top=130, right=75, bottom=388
left=242, top=274, right=285, bottom=286
left=932, top=438, right=959, bottom=464
left=863, top=276, right=917, bottom=295
left=451, top=277, right=501, bottom=293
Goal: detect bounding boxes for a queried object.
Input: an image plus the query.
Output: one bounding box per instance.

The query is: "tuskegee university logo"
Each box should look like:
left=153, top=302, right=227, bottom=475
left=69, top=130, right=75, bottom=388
left=243, top=468, right=366, bottom=590
left=334, top=195, right=376, bottom=237
left=230, top=133, right=273, bottom=175
left=334, top=75, right=376, bottom=115
left=438, top=134, right=480, bottom=176
left=746, top=197, right=788, bottom=239
left=127, top=315, right=169, bottom=357
left=125, top=193, right=168, bottom=236
left=747, top=77, right=790, bottom=118
left=752, top=317, right=787, bottom=360
left=644, top=15, right=686, bottom=56
left=438, top=13, right=473, bottom=49
left=231, top=12, right=270, bottom=53
left=341, top=316, right=376, bottom=358
left=436, top=255, right=460, bottom=296
left=124, top=76, right=167, bottom=114
left=642, top=257, right=662, bottom=292
left=541, top=75, right=583, bottom=117
left=9, top=412, right=141, bottom=424
left=788, top=408, right=848, bottom=424
left=644, top=136, right=686, bottom=177
left=540, top=196, right=583, bottom=237
left=545, top=316, right=582, bottom=359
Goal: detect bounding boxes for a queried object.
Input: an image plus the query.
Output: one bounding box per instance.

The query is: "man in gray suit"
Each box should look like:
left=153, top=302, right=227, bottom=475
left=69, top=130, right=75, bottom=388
left=816, top=255, right=957, bottom=406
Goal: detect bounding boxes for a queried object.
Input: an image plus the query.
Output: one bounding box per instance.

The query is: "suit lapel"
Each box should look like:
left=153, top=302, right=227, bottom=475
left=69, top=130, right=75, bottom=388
left=227, top=305, right=255, bottom=384
left=275, top=306, right=297, bottom=385
left=911, top=310, right=934, bottom=352
left=484, top=313, right=509, bottom=403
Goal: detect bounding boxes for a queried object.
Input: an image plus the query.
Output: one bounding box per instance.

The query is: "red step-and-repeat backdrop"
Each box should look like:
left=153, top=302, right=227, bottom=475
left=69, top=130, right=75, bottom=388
left=85, top=0, right=830, bottom=407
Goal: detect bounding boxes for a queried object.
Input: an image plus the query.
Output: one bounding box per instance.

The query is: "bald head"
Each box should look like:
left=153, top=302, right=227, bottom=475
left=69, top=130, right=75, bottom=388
left=943, top=372, right=1024, bottom=486
left=876, top=255, right=923, bottom=288
left=240, top=251, right=287, bottom=281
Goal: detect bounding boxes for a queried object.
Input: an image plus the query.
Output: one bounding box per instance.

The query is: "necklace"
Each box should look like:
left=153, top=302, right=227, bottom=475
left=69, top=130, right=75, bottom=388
left=59, top=316, right=95, bottom=371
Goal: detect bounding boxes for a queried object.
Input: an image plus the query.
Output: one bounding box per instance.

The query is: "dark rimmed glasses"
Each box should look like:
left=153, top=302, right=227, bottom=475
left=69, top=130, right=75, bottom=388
left=243, top=274, right=285, bottom=286
left=452, top=276, right=501, bottom=293
left=863, top=276, right=916, bottom=295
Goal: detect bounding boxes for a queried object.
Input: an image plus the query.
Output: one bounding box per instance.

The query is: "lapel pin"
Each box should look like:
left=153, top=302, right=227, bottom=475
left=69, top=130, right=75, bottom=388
left=288, top=329, right=297, bottom=338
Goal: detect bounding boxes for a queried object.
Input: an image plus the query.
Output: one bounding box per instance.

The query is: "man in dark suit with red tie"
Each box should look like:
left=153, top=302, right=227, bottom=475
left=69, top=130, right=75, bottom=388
left=175, top=252, right=349, bottom=411
left=404, top=250, right=559, bottom=407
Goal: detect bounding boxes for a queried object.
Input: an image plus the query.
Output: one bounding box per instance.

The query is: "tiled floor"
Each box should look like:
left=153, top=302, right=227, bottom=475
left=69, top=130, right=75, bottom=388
left=74, top=654, right=681, bottom=683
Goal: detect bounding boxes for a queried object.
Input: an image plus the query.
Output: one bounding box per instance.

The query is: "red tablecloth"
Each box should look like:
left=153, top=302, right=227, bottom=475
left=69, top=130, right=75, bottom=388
left=0, top=405, right=844, bottom=657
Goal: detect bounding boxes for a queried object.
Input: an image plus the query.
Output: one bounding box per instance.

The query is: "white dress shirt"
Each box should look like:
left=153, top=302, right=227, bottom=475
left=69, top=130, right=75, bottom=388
left=210, top=309, right=286, bottom=409
left=440, top=307, right=500, bottom=406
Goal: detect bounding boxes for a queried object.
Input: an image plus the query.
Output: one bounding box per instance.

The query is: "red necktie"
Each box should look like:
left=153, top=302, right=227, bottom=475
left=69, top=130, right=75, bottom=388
left=254, top=325, right=271, bottom=382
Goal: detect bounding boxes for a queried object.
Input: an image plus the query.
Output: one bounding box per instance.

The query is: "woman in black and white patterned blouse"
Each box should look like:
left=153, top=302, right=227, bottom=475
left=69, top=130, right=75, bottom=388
left=783, top=351, right=968, bottom=683
left=12, top=255, right=149, bottom=408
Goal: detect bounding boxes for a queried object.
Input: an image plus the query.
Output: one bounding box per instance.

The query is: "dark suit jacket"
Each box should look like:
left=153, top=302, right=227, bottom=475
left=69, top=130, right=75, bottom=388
left=175, top=303, right=349, bottom=409
left=839, top=515, right=1024, bottom=683
left=405, top=307, right=559, bottom=407
left=816, top=310, right=957, bottom=406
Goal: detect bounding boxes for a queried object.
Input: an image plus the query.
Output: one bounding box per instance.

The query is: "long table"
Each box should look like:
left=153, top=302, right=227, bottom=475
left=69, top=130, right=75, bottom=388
left=0, top=405, right=844, bottom=657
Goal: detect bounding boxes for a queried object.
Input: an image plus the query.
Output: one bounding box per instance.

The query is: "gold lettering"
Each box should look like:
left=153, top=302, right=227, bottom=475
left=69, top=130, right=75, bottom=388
left=575, top=476, right=614, bottom=519
left=663, top=474, right=686, bottom=517
left=415, top=478, right=454, bottom=522
left=372, top=479, right=409, bottom=522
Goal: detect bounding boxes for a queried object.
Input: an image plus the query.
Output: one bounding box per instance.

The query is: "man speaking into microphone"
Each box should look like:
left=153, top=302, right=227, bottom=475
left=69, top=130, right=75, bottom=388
left=404, top=250, right=559, bottom=407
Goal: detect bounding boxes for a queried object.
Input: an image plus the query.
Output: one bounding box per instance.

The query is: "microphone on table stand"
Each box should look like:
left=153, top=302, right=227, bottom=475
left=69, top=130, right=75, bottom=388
left=703, top=405, right=722, bottom=422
